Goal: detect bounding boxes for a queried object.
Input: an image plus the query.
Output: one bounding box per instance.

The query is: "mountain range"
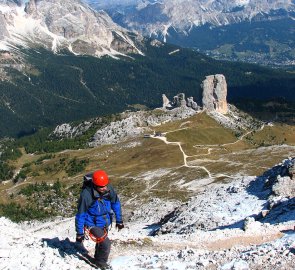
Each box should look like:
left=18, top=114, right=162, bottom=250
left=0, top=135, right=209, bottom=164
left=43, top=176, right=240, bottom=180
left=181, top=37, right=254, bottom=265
left=87, top=0, right=295, bottom=32
left=86, top=0, right=295, bottom=66
left=0, top=0, right=141, bottom=57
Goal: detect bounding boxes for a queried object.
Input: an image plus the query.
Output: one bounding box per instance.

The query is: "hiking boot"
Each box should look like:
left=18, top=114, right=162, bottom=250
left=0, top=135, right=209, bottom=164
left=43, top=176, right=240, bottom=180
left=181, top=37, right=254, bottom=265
left=95, top=261, right=113, bottom=270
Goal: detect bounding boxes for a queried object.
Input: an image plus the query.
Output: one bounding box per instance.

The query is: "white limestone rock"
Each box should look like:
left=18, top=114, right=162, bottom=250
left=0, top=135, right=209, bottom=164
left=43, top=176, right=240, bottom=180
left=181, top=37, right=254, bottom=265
left=52, top=121, right=92, bottom=138
left=162, top=94, right=171, bottom=108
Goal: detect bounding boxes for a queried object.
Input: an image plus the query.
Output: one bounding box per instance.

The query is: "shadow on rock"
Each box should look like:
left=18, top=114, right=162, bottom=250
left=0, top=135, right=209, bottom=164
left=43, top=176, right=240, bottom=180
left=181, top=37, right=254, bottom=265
left=247, top=158, right=294, bottom=199
left=259, top=197, right=295, bottom=225
left=42, top=237, right=97, bottom=268
left=143, top=223, right=162, bottom=236
left=245, top=158, right=295, bottom=225
left=246, top=175, right=272, bottom=200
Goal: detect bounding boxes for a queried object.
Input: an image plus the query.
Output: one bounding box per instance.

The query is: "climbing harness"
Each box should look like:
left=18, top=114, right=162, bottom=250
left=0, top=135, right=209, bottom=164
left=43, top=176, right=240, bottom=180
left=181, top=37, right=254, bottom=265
left=84, top=226, right=108, bottom=243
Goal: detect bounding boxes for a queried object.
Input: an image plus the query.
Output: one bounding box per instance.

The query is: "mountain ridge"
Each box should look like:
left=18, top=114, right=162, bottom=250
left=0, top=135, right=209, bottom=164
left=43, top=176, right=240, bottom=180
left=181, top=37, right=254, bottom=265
left=86, top=0, right=295, bottom=35
left=86, top=0, right=295, bottom=66
left=0, top=0, right=142, bottom=57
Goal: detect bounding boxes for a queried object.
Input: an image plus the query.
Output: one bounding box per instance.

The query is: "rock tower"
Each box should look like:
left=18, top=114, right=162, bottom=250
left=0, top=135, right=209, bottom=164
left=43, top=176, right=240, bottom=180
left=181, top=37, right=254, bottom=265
left=201, top=74, right=228, bottom=114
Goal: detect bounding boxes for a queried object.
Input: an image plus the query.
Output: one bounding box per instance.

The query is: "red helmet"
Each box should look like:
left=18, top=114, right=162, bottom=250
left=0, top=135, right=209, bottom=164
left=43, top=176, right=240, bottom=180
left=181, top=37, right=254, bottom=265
left=92, top=170, right=109, bottom=187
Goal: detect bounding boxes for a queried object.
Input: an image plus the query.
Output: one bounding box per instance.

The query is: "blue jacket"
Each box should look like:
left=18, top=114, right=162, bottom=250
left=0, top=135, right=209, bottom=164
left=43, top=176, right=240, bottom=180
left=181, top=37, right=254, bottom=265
left=75, top=183, right=122, bottom=235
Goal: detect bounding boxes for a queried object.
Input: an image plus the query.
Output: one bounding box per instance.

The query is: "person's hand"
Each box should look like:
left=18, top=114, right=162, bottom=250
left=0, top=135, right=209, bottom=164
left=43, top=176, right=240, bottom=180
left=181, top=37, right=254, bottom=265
left=76, top=234, right=85, bottom=243
left=116, top=222, right=124, bottom=231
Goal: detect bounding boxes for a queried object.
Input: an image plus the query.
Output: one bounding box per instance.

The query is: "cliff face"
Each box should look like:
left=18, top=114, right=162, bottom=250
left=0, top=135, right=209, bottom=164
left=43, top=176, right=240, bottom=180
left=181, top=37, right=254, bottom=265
left=202, top=74, right=228, bottom=114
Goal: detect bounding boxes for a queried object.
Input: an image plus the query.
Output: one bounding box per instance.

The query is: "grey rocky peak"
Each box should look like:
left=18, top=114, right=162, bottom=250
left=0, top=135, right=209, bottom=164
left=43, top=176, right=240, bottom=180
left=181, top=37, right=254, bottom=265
left=0, top=0, right=142, bottom=57
left=162, top=92, right=200, bottom=111
left=161, top=75, right=228, bottom=113
left=90, top=0, right=295, bottom=39
left=201, top=74, right=228, bottom=114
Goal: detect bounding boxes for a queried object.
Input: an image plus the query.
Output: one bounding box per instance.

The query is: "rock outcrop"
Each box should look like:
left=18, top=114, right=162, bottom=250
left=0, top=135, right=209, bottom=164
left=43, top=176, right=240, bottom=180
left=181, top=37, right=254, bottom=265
left=172, top=93, right=187, bottom=107
left=51, top=121, right=93, bottom=139
left=162, top=93, right=199, bottom=111
left=162, top=74, right=228, bottom=113
left=162, top=94, right=171, bottom=109
left=89, top=108, right=196, bottom=146
left=201, top=74, right=228, bottom=114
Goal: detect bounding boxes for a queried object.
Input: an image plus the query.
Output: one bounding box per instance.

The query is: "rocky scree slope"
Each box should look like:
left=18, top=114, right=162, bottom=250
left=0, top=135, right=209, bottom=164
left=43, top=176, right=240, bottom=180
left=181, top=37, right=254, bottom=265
left=128, top=157, right=295, bottom=269
left=154, top=157, right=295, bottom=235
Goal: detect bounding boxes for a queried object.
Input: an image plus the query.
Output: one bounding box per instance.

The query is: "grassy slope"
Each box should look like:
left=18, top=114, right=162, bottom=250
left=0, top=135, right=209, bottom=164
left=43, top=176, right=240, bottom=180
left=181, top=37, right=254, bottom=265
left=165, top=113, right=238, bottom=155
left=1, top=111, right=294, bottom=213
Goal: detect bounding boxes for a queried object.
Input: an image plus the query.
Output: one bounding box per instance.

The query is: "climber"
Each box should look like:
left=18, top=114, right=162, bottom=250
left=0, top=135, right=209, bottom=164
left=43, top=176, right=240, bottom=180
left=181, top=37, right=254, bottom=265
left=75, top=170, right=124, bottom=270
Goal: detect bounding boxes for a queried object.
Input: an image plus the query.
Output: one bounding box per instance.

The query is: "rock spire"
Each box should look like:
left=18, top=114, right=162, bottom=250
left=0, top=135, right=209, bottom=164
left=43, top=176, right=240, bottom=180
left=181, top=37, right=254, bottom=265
left=201, top=74, right=228, bottom=114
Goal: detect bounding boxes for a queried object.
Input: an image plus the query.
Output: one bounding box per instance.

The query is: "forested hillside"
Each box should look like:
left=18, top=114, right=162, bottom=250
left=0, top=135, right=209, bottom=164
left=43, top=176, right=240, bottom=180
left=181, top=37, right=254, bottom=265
left=0, top=42, right=294, bottom=137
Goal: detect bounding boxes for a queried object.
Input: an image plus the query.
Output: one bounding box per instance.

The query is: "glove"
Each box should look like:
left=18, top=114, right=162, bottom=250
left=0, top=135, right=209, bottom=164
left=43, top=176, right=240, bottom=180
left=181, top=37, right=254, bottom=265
left=116, top=222, right=124, bottom=231
left=76, top=234, right=85, bottom=243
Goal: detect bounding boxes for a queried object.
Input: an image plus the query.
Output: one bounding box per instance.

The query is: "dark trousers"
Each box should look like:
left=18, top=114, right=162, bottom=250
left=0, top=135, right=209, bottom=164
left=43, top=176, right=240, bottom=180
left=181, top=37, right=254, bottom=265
left=90, top=227, right=111, bottom=264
